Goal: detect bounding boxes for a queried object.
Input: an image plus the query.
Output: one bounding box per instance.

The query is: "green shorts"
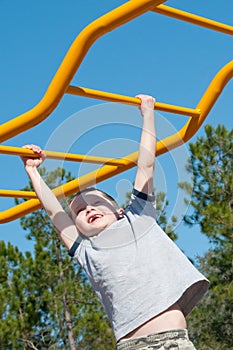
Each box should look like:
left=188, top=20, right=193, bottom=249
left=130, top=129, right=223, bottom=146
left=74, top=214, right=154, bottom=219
left=117, top=329, right=196, bottom=350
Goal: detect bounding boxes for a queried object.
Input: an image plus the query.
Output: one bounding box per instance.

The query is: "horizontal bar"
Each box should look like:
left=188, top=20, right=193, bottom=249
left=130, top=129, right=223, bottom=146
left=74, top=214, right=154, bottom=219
left=1, top=59, right=233, bottom=222
left=0, top=145, right=128, bottom=166
left=153, top=4, right=233, bottom=35
left=0, top=190, right=37, bottom=199
left=0, top=0, right=167, bottom=144
left=1, top=0, right=232, bottom=223
left=66, top=86, right=201, bottom=117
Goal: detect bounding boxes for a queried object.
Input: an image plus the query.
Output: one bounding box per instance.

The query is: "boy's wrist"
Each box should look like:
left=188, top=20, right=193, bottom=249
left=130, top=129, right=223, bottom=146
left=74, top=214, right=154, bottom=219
left=142, top=110, right=154, bottom=118
left=25, top=165, right=39, bottom=175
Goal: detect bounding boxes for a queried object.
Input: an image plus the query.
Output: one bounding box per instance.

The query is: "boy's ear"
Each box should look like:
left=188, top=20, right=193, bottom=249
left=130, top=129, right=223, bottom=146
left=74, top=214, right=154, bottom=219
left=117, top=208, right=124, bottom=217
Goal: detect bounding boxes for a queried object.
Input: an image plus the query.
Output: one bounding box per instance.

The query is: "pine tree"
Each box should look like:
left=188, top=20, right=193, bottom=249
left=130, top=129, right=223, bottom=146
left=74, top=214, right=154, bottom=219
left=179, top=124, right=233, bottom=349
left=1, top=167, right=115, bottom=349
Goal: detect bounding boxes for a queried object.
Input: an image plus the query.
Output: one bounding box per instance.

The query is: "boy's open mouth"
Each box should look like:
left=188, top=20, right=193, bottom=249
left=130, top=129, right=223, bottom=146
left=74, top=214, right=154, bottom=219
left=88, top=214, right=103, bottom=223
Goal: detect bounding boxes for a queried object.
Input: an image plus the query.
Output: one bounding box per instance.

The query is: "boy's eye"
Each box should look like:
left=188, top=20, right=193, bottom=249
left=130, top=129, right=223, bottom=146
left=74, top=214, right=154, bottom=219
left=76, top=207, right=86, bottom=215
left=75, top=200, right=104, bottom=214
left=94, top=200, right=102, bottom=205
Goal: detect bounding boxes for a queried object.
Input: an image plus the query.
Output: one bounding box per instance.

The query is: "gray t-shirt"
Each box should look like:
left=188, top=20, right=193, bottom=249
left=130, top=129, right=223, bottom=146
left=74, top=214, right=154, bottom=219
left=69, top=190, right=209, bottom=341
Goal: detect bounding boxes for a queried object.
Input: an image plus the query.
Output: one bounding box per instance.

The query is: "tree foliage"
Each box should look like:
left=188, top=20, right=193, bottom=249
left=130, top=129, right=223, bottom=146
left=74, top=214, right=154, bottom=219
left=180, top=124, right=233, bottom=243
left=0, top=166, right=178, bottom=349
left=0, top=168, right=115, bottom=349
left=1, top=124, right=232, bottom=349
left=179, top=124, right=233, bottom=349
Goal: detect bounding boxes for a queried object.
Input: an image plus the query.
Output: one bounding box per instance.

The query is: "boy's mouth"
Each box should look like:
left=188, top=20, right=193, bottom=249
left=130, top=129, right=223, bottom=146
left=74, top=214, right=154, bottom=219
left=88, top=214, right=103, bottom=223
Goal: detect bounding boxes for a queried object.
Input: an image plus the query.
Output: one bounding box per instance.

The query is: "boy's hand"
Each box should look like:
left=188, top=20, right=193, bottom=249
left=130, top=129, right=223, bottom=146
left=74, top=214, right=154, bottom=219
left=136, top=94, right=155, bottom=116
left=21, top=144, right=46, bottom=168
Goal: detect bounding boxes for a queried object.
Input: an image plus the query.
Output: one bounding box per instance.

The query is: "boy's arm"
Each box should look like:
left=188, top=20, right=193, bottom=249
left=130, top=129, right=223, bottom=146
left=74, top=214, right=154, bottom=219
left=134, top=94, right=156, bottom=195
left=21, top=145, right=79, bottom=250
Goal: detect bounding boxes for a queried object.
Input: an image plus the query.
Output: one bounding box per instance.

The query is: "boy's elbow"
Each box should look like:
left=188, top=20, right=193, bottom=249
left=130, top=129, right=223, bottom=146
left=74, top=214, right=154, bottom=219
left=137, top=160, right=155, bottom=171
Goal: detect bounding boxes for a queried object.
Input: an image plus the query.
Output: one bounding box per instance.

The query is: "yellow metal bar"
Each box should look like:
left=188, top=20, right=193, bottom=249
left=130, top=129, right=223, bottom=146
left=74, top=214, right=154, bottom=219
left=152, top=4, right=233, bottom=35
left=0, top=145, right=127, bottom=166
left=66, top=86, right=201, bottom=118
left=0, top=162, right=136, bottom=223
left=1, top=60, right=233, bottom=223
left=0, top=190, right=37, bottom=199
left=0, top=0, right=166, bottom=143
left=159, top=60, right=233, bottom=149
left=1, top=0, right=233, bottom=223
left=187, top=60, right=233, bottom=139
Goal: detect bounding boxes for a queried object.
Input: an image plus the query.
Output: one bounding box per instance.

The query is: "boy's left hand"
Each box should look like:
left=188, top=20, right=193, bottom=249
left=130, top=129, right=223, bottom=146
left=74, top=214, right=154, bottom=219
left=136, top=94, right=155, bottom=116
left=21, top=144, right=46, bottom=168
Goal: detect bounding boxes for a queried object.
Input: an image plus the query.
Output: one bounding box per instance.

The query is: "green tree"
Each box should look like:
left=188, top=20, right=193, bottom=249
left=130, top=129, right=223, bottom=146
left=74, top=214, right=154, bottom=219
left=0, top=241, right=41, bottom=349
left=0, top=167, right=115, bottom=349
left=179, top=124, right=233, bottom=349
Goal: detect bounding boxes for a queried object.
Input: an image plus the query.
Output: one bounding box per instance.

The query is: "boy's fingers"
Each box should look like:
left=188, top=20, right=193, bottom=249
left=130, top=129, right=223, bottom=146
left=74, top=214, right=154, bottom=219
left=22, top=144, right=32, bottom=149
left=135, top=94, right=155, bottom=103
left=41, top=151, right=47, bottom=160
left=22, top=144, right=43, bottom=154
left=21, top=144, right=46, bottom=162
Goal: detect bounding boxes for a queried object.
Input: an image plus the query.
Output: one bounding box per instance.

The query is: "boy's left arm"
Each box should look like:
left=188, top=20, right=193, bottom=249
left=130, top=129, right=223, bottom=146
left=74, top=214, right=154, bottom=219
left=134, top=94, right=156, bottom=195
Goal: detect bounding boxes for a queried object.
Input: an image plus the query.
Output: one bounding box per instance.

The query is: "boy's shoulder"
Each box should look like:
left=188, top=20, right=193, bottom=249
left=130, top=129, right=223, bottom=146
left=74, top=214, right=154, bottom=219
left=126, top=188, right=156, bottom=217
left=130, top=188, right=155, bottom=202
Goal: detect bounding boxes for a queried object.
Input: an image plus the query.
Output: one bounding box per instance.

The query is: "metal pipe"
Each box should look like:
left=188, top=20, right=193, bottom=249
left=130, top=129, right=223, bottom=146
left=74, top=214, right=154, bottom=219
left=153, top=4, right=233, bottom=35
left=0, top=145, right=127, bottom=166
left=66, top=86, right=201, bottom=118
left=2, top=61, right=233, bottom=223
left=0, top=0, right=166, bottom=143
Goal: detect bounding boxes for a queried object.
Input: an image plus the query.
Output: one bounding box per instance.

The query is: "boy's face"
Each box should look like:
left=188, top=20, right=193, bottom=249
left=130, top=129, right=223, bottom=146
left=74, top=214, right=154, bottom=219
left=70, top=190, right=123, bottom=237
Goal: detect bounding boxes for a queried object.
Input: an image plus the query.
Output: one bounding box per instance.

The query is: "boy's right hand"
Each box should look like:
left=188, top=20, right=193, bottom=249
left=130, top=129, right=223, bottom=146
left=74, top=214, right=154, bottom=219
left=136, top=94, right=155, bottom=117
left=21, top=144, right=46, bottom=168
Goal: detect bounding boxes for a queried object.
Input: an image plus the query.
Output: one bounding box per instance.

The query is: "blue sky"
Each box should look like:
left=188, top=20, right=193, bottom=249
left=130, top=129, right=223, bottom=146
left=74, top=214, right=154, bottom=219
left=0, top=0, right=232, bottom=260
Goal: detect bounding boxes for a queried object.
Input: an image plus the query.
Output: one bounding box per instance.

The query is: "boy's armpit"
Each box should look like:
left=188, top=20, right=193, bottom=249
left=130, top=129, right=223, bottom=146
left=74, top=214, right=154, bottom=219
left=52, top=211, right=79, bottom=250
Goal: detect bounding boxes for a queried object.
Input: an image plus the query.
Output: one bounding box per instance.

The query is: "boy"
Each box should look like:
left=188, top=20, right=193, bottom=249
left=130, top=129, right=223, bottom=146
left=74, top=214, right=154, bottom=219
left=21, top=95, right=209, bottom=349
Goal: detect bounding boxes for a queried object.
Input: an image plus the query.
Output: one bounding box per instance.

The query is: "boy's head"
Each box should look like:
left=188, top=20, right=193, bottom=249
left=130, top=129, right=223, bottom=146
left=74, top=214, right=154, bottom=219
left=69, top=188, right=124, bottom=237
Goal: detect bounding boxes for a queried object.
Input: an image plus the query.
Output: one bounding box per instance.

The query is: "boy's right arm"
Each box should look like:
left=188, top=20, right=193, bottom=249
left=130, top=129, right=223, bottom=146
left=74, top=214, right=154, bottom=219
left=21, top=145, right=79, bottom=250
left=134, top=94, right=156, bottom=195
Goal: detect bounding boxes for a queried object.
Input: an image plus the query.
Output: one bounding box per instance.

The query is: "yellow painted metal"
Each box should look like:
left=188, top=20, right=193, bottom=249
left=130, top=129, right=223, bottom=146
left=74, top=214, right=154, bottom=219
left=1, top=60, right=233, bottom=223
left=0, top=0, right=232, bottom=223
left=0, top=0, right=166, bottom=143
left=153, top=5, right=233, bottom=36
left=0, top=190, right=37, bottom=199
left=66, top=86, right=201, bottom=118
left=160, top=60, right=233, bottom=148
left=0, top=145, right=127, bottom=166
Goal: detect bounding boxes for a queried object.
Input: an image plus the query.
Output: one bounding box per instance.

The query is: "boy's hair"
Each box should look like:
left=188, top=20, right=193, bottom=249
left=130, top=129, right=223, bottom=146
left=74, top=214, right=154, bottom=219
left=69, top=187, right=119, bottom=210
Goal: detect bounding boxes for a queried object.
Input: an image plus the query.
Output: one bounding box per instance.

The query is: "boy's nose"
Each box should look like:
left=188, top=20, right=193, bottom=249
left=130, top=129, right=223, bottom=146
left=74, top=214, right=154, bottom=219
left=86, top=205, right=94, bottom=213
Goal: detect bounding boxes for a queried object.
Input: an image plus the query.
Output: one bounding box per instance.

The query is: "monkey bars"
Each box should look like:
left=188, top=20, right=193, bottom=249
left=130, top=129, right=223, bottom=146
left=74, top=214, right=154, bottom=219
left=0, top=0, right=233, bottom=223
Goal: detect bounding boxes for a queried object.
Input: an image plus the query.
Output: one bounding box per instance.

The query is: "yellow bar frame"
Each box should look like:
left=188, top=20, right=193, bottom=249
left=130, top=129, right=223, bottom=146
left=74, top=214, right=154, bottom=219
left=0, top=0, right=232, bottom=223
left=153, top=4, right=233, bottom=35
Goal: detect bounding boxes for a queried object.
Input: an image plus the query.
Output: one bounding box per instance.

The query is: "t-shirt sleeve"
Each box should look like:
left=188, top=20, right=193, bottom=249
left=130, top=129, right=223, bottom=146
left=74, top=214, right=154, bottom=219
left=68, top=236, right=82, bottom=258
left=132, top=188, right=155, bottom=202
left=126, top=188, right=156, bottom=217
